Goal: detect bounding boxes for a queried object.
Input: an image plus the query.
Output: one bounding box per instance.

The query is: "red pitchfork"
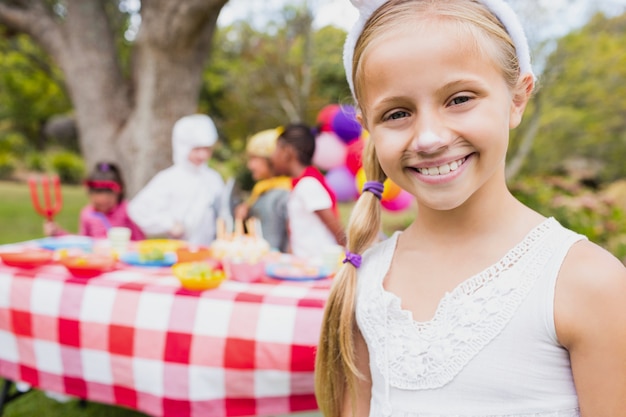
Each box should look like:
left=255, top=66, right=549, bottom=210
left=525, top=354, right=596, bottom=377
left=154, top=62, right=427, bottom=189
left=28, top=175, right=63, bottom=221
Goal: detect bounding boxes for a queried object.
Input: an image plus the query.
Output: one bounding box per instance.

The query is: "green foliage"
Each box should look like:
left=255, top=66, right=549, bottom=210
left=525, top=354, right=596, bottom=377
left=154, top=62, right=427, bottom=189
left=201, top=5, right=348, bottom=151
left=26, top=152, right=47, bottom=172
left=0, top=152, right=16, bottom=179
left=0, top=35, right=71, bottom=150
left=521, top=11, right=626, bottom=182
left=49, top=151, right=86, bottom=184
left=511, top=176, right=626, bottom=262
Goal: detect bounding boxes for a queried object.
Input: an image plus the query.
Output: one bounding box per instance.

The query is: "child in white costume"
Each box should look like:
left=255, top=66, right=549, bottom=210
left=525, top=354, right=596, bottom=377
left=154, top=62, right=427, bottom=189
left=128, top=114, right=224, bottom=246
left=315, top=1, right=626, bottom=417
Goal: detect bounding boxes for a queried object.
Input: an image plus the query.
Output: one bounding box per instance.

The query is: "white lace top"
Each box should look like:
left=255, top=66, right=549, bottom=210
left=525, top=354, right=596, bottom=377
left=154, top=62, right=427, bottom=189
left=356, top=218, right=585, bottom=417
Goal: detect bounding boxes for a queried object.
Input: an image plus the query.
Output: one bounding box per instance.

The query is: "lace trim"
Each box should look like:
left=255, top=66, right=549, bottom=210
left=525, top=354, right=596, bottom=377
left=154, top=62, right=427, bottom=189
left=359, top=218, right=563, bottom=390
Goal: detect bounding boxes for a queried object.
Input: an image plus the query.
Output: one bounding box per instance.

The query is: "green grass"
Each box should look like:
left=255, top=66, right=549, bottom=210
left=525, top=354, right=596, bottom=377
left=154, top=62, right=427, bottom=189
left=0, top=180, right=87, bottom=244
left=0, top=179, right=414, bottom=417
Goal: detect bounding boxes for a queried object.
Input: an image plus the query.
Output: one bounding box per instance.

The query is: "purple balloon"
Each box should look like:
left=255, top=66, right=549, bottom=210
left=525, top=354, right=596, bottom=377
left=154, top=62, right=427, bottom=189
left=381, top=190, right=414, bottom=212
left=331, top=106, right=362, bottom=143
left=325, top=166, right=358, bottom=202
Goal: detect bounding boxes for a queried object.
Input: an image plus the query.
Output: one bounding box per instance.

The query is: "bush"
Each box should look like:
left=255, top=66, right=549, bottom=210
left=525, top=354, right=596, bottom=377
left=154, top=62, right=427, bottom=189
left=511, top=176, right=626, bottom=262
left=49, top=151, right=85, bottom=184
left=0, top=152, right=16, bottom=179
left=26, top=152, right=47, bottom=172
left=0, top=132, right=29, bottom=156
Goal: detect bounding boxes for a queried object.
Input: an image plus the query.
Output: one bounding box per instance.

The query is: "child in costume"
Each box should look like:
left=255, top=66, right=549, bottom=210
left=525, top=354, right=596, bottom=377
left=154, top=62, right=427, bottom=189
left=44, top=162, right=145, bottom=240
left=234, top=127, right=291, bottom=252
left=271, top=123, right=346, bottom=258
left=315, top=1, right=626, bottom=417
left=128, top=114, right=224, bottom=246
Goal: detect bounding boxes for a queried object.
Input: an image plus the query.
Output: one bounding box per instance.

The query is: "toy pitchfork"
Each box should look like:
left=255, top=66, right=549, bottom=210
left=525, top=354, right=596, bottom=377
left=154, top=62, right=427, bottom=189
left=28, top=175, right=63, bottom=221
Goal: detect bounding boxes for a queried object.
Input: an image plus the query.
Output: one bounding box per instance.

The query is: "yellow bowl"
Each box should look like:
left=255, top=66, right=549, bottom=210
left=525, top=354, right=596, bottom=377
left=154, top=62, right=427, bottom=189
left=172, top=261, right=226, bottom=291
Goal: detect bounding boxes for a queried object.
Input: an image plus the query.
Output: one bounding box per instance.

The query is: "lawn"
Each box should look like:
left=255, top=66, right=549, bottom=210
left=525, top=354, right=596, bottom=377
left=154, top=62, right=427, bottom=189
left=0, top=179, right=415, bottom=417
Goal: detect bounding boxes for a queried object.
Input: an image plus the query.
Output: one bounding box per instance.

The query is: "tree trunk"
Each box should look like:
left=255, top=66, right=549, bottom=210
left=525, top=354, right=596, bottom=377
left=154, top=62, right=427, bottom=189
left=0, top=0, right=228, bottom=195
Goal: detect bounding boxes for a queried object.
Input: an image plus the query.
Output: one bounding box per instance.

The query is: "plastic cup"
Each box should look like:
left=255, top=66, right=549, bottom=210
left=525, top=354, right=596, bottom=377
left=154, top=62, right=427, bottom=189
left=321, top=244, right=345, bottom=274
left=107, top=227, right=131, bottom=255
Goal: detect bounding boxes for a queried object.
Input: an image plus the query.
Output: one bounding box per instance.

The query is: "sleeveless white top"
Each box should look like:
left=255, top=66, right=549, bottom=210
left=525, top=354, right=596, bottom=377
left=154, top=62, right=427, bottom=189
left=355, top=218, right=585, bottom=417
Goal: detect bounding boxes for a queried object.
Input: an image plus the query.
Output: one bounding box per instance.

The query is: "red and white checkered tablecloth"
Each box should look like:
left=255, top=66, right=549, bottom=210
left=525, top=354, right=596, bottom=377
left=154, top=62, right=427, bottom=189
left=0, top=252, right=331, bottom=417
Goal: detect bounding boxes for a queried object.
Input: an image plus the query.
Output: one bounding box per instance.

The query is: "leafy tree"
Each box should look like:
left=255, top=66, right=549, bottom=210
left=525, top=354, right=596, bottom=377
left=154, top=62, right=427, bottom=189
left=200, top=4, right=348, bottom=153
left=0, top=33, right=70, bottom=150
left=521, top=11, right=626, bottom=182
left=0, top=0, right=229, bottom=194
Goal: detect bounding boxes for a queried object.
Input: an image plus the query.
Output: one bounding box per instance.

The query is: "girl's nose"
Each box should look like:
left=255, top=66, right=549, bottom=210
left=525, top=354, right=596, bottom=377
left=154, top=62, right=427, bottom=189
left=412, top=129, right=447, bottom=153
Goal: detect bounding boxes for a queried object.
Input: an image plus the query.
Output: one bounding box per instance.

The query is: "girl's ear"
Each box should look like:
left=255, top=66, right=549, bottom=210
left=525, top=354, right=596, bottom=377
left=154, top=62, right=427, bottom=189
left=509, top=73, right=534, bottom=129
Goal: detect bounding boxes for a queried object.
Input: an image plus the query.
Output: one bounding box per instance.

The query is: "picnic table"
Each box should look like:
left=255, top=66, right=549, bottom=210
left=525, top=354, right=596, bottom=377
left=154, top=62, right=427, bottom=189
left=0, top=239, right=330, bottom=417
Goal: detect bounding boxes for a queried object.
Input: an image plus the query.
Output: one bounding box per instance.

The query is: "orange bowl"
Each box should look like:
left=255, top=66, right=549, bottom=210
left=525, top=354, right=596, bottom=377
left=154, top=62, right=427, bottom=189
left=0, top=249, right=54, bottom=268
left=176, top=246, right=212, bottom=263
left=60, top=255, right=116, bottom=278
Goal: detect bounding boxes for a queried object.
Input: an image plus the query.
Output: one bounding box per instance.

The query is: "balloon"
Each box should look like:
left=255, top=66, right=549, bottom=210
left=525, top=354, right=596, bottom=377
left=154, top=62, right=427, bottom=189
left=382, top=190, right=414, bottom=212
left=325, top=166, right=358, bottom=202
left=354, top=167, right=402, bottom=201
left=345, top=138, right=364, bottom=175
left=316, top=104, right=340, bottom=132
left=332, top=105, right=362, bottom=143
left=313, top=131, right=347, bottom=171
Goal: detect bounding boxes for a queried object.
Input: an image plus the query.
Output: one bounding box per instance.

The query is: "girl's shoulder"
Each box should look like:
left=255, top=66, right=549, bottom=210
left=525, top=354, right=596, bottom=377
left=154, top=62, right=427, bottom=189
left=555, top=236, right=626, bottom=345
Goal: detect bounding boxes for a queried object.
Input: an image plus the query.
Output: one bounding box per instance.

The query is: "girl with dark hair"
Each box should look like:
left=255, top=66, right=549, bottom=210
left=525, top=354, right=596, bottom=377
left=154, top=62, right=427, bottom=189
left=44, top=162, right=145, bottom=240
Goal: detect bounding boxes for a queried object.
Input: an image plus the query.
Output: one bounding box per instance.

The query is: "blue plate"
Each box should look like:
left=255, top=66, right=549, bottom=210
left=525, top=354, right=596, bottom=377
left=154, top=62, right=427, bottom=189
left=37, top=236, right=94, bottom=252
left=119, top=251, right=177, bottom=267
left=265, top=262, right=330, bottom=281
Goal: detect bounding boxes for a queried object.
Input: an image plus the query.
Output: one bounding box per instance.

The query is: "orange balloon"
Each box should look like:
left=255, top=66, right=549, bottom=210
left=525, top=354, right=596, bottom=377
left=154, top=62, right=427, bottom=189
left=355, top=167, right=402, bottom=201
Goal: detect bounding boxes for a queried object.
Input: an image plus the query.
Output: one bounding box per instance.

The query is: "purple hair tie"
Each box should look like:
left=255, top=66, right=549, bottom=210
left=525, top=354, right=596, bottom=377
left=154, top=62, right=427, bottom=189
left=362, top=181, right=384, bottom=200
left=98, top=163, right=110, bottom=172
left=343, top=251, right=362, bottom=268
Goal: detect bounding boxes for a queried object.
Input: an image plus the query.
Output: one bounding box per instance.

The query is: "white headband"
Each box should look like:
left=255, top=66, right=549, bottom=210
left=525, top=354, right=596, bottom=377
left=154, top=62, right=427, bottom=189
left=343, top=0, right=534, bottom=98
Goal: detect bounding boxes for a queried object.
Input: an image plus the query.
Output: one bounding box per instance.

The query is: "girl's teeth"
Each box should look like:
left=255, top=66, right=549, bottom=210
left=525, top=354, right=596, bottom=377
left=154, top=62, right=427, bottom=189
left=419, top=158, right=464, bottom=176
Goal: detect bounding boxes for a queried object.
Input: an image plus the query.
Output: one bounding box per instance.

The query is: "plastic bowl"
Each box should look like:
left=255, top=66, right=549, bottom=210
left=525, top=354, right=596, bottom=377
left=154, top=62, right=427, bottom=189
left=173, top=261, right=225, bottom=291
left=223, top=260, right=265, bottom=283
left=0, top=249, right=54, bottom=268
left=136, top=239, right=186, bottom=254
left=176, top=246, right=212, bottom=263
left=60, top=255, right=116, bottom=278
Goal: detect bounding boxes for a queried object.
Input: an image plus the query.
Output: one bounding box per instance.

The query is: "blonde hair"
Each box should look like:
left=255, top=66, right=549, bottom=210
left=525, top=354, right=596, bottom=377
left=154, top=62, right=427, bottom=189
left=315, top=1, right=525, bottom=416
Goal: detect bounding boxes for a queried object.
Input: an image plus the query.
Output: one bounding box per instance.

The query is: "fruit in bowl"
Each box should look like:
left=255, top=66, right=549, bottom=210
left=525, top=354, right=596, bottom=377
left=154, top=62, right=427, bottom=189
left=173, top=261, right=226, bottom=291
left=0, top=249, right=54, bottom=268
left=60, top=255, right=116, bottom=278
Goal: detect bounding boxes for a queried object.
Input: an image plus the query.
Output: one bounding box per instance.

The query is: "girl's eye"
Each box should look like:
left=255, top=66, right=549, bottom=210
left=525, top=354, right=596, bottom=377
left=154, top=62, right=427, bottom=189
left=450, top=95, right=471, bottom=106
left=384, top=110, right=410, bottom=121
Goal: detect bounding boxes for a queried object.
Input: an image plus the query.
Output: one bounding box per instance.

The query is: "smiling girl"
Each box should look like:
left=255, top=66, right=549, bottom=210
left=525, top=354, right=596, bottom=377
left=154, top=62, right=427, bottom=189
left=314, top=1, right=626, bottom=416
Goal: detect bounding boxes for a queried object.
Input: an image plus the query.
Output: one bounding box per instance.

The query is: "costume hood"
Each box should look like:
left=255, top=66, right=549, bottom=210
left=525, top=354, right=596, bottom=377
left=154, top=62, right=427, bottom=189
left=172, top=114, right=218, bottom=167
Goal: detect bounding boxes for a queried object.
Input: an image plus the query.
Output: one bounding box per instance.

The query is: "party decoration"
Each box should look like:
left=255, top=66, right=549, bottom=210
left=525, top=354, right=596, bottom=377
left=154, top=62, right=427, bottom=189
left=381, top=190, right=414, bottom=212
left=345, top=138, right=365, bottom=175
left=355, top=168, right=402, bottom=202
left=332, top=105, right=362, bottom=143
left=316, top=104, right=341, bottom=132
left=313, top=131, right=348, bottom=171
left=325, top=166, right=358, bottom=202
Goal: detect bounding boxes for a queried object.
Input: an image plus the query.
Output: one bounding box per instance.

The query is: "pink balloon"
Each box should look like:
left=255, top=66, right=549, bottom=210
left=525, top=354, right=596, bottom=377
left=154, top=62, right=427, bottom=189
left=325, top=166, right=358, bottom=202
left=381, top=190, right=414, bottom=212
left=313, top=132, right=348, bottom=171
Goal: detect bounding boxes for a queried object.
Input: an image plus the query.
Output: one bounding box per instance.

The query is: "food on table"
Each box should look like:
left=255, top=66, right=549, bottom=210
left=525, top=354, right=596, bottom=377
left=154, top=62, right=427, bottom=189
left=173, top=261, right=226, bottom=291
left=0, top=249, right=54, bottom=268
left=60, top=254, right=116, bottom=278
left=138, top=248, right=166, bottom=262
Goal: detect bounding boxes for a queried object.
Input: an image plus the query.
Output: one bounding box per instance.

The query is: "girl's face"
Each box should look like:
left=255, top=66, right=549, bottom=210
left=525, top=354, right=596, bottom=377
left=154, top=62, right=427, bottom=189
left=247, top=155, right=273, bottom=181
left=358, top=21, right=531, bottom=212
left=188, top=146, right=212, bottom=166
left=89, top=190, right=119, bottom=213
